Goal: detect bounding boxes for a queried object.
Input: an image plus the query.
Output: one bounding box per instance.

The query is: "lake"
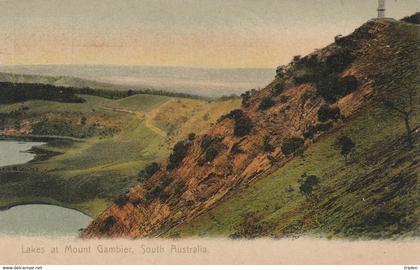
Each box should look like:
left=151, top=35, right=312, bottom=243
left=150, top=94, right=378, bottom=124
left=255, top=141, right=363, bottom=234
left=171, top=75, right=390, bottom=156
left=0, top=140, right=45, bottom=167
left=0, top=139, right=93, bottom=237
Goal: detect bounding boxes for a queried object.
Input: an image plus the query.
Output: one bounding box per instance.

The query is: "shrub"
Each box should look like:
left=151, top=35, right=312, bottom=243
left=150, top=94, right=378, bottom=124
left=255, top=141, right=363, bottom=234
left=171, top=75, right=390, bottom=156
left=258, top=97, right=276, bottom=111
left=234, top=116, right=253, bottom=137
left=167, top=140, right=191, bottom=170
left=299, top=174, right=320, bottom=196
left=273, top=83, right=285, bottom=96
left=114, top=194, right=129, bottom=208
left=240, top=90, right=252, bottom=107
left=318, top=105, right=341, bottom=122
left=222, top=110, right=253, bottom=137
left=303, top=122, right=334, bottom=140
left=99, top=216, right=117, bottom=233
left=230, top=142, right=244, bottom=155
left=401, top=12, right=420, bottom=24
left=341, top=76, right=358, bottom=94
left=336, top=136, right=355, bottom=161
left=137, top=162, right=160, bottom=182
left=199, top=136, right=224, bottom=165
left=262, top=136, right=274, bottom=152
left=325, top=47, right=354, bottom=73
left=282, top=137, right=305, bottom=156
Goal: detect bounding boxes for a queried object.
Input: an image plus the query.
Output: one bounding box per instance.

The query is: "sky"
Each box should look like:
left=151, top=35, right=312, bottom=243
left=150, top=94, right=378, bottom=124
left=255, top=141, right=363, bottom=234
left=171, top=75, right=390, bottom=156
left=0, top=0, right=418, bottom=68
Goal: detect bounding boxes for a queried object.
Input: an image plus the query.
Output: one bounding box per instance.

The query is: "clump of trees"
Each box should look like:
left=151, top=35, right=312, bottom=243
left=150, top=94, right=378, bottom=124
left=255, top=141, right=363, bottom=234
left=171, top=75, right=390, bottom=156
left=401, top=12, right=420, bottom=24
left=144, top=176, right=174, bottom=204
left=273, top=83, right=285, bottom=96
left=240, top=89, right=256, bottom=107
left=318, top=105, right=342, bottom=122
left=137, top=162, right=160, bottom=182
left=0, top=82, right=85, bottom=104
left=221, top=109, right=253, bottom=137
left=282, top=137, right=305, bottom=156
left=198, top=136, right=225, bottom=165
left=292, top=47, right=358, bottom=102
left=167, top=140, right=191, bottom=170
left=258, top=97, right=276, bottom=111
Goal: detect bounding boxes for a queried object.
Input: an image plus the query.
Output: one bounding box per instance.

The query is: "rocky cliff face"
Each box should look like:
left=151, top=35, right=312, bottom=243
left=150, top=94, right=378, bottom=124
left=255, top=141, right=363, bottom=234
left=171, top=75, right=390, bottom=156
left=82, top=18, right=419, bottom=238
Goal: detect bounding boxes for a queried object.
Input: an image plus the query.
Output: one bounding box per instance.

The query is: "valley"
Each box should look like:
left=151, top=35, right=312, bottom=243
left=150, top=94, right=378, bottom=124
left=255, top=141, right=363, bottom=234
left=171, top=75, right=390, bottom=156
left=0, top=92, right=240, bottom=217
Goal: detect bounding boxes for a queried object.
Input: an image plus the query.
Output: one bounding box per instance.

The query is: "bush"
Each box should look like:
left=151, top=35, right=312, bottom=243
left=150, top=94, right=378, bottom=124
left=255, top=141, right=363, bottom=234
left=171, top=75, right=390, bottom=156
left=230, top=142, right=244, bottom=155
left=258, top=97, right=276, bottom=111
left=137, top=162, right=160, bottom=182
left=262, top=136, right=274, bottom=152
left=325, top=47, right=354, bottom=73
left=336, top=136, right=355, bottom=161
left=282, top=137, right=305, bottom=156
left=99, top=216, right=117, bottom=233
left=318, top=105, right=341, bottom=122
left=199, top=136, right=224, bottom=165
left=273, top=83, right=285, bottom=96
left=299, top=174, right=320, bottom=196
left=234, top=116, right=253, bottom=137
left=401, top=12, right=420, bottom=24
left=240, top=90, right=254, bottom=107
left=222, top=110, right=253, bottom=137
left=167, top=140, right=191, bottom=170
left=279, top=95, right=290, bottom=103
left=341, top=76, right=358, bottom=94
left=304, top=122, right=334, bottom=140
left=114, top=194, right=129, bottom=208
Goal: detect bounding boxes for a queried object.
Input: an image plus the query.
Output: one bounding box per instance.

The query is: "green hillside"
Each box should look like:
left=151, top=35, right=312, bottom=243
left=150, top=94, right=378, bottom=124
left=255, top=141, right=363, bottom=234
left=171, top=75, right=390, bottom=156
left=169, top=92, right=419, bottom=239
left=0, top=92, right=240, bottom=217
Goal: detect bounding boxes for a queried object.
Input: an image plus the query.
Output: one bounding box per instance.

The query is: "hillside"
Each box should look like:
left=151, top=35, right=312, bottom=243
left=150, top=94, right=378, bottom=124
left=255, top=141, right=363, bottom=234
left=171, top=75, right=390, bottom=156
left=0, top=93, right=240, bottom=217
left=82, top=18, right=419, bottom=239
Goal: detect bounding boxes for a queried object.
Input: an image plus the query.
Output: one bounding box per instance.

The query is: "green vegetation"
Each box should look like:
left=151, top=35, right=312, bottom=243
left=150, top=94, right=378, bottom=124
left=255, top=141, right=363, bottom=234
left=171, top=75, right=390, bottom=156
left=0, top=82, right=85, bottom=104
left=168, top=140, right=192, bottom=170
left=0, top=91, right=239, bottom=217
left=168, top=96, right=420, bottom=239
left=258, top=97, right=276, bottom=111
left=281, top=137, right=305, bottom=156
left=221, top=109, right=253, bottom=137
left=199, top=136, right=225, bottom=165
left=317, top=105, right=341, bottom=122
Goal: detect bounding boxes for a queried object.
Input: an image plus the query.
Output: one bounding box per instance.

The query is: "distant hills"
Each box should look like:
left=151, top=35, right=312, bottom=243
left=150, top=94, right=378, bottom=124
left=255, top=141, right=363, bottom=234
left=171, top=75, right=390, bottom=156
left=0, top=65, right=274, bottom=98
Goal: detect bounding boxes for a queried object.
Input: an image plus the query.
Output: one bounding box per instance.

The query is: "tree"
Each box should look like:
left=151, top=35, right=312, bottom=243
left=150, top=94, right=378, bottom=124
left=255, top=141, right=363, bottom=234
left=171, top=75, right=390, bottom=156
left=258, top=97, right=276, bottom=111
left=336, top=136, right=355, bottom=162
left=299, top=174, right=320, bottom=197
left=380, top=80, right=418, bottom=147
left=282, top=137, right=305, bottom=156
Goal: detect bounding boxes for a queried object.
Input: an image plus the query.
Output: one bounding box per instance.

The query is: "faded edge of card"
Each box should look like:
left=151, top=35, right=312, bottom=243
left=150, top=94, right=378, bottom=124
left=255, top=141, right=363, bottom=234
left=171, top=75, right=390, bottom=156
left=0, top=236, right=419, bottom=265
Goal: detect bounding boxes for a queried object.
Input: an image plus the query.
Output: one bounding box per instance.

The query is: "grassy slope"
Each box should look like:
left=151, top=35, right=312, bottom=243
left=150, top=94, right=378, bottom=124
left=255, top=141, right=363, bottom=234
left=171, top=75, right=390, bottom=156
left=0, top=94, right=240, bottom=217
left=169, top=98, right=420, bottom=239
